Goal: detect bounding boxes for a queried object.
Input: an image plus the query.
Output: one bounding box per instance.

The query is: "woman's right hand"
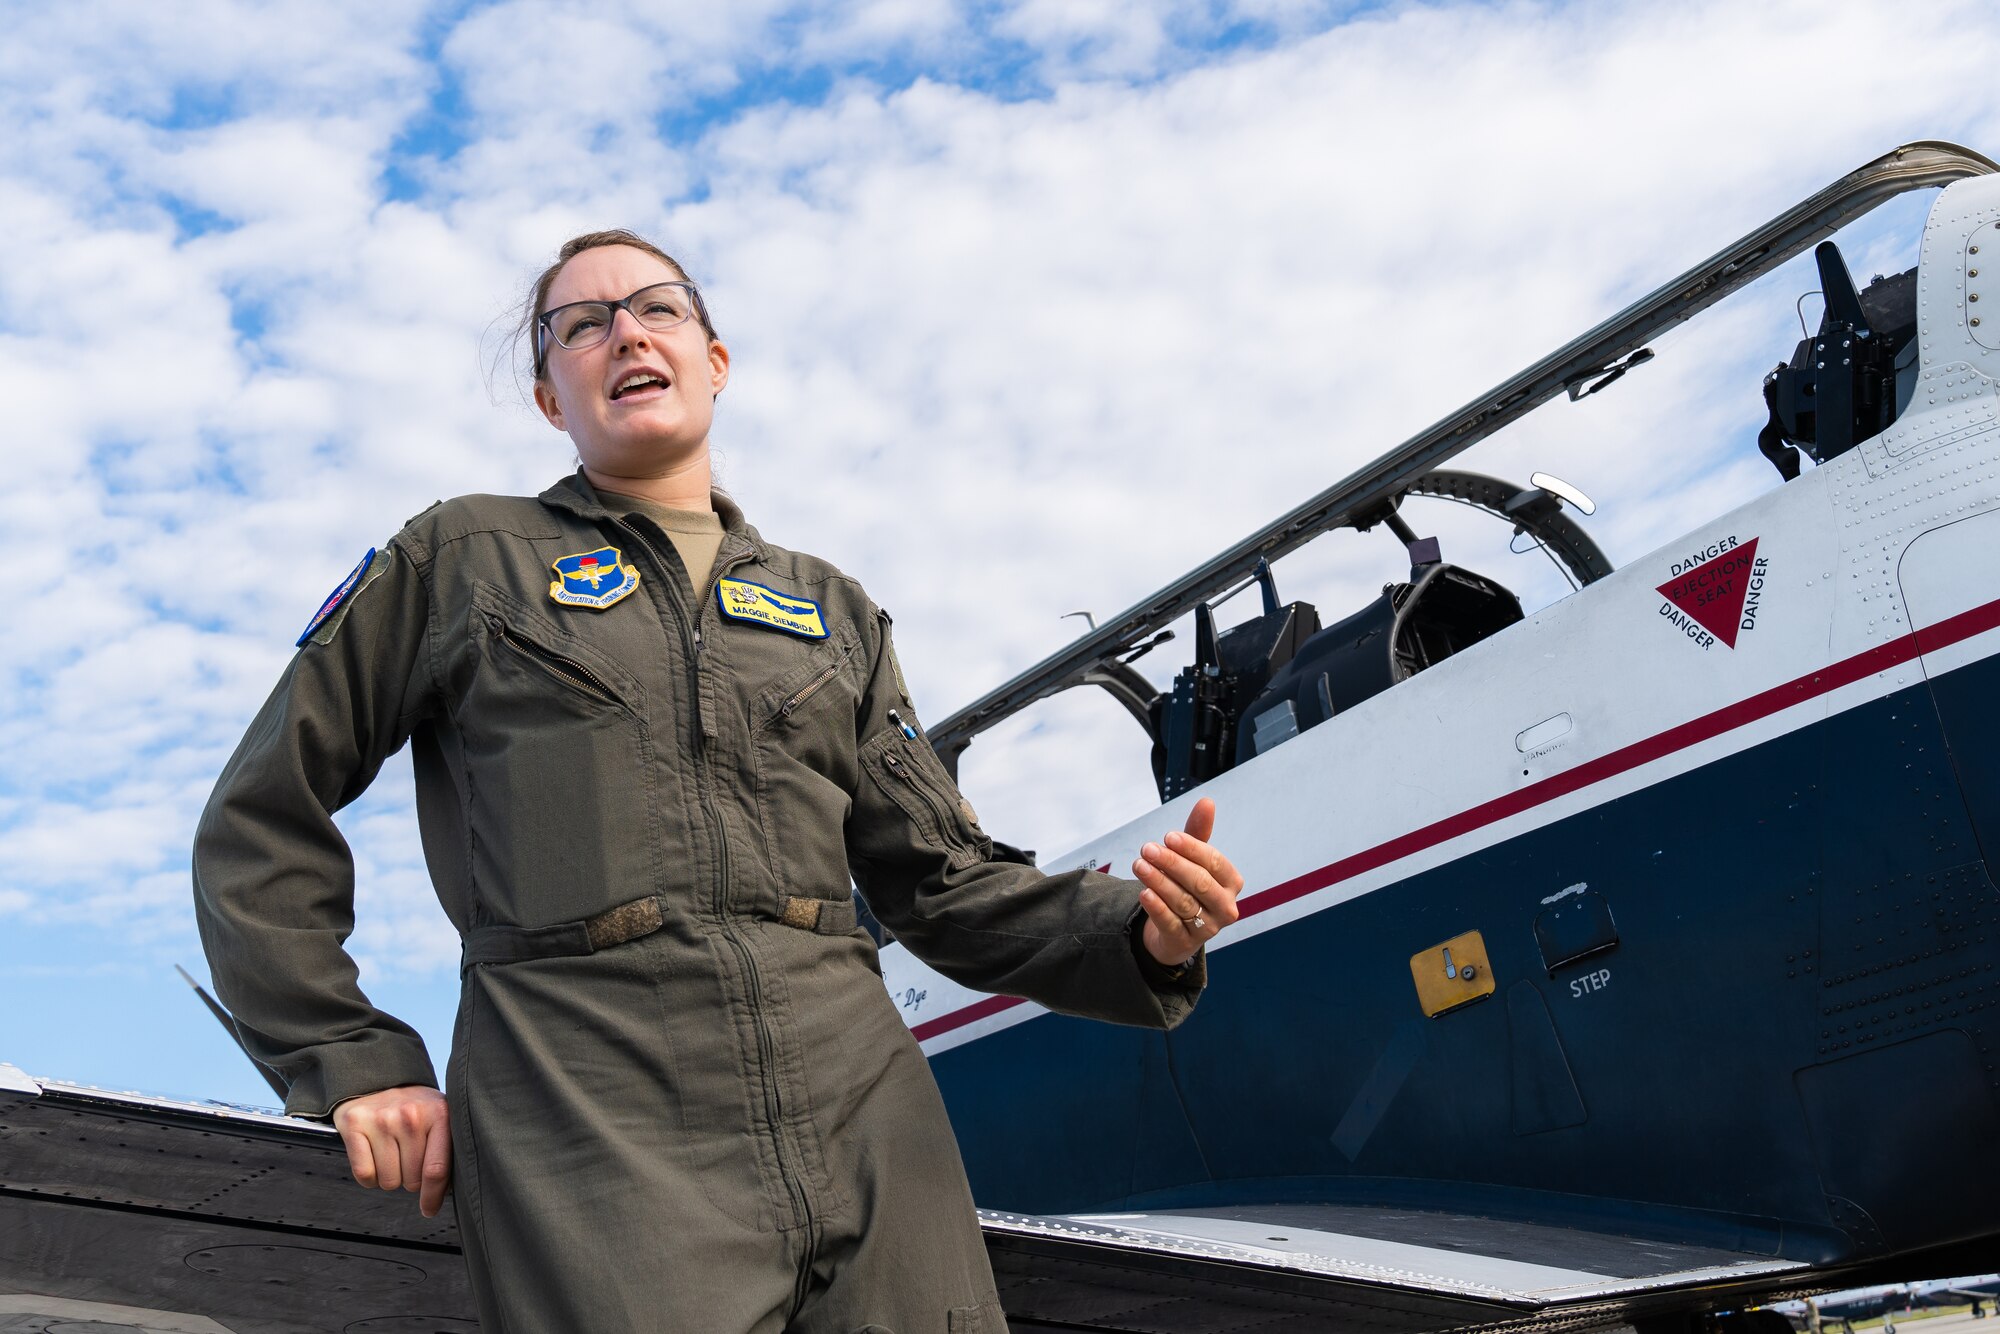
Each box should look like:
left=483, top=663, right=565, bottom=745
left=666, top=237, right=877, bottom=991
left=331, top=1085, right=453, bottom=1218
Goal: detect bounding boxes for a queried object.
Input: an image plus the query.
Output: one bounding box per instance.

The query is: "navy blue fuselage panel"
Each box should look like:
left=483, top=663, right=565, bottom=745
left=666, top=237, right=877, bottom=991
left=930, top=652, right=2000, bottom=1264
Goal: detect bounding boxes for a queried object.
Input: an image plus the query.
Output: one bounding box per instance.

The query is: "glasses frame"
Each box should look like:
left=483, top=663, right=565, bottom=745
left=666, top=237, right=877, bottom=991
left=534, top=280, right=710, bottom=375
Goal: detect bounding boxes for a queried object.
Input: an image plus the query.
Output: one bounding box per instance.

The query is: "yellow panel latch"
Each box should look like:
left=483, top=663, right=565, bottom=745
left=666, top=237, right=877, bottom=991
left=1410, top=930, right=1496, bottom=1018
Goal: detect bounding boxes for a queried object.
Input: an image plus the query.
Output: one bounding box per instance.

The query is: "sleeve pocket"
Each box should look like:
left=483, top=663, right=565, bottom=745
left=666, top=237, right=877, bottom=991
left=863, top=728, right=991, bottom=871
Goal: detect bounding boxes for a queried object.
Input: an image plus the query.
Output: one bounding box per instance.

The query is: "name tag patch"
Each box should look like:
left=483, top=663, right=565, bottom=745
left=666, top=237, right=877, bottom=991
left=717, top=577, right=827, bottom=639
left=550, top=546, right=640, bottom=609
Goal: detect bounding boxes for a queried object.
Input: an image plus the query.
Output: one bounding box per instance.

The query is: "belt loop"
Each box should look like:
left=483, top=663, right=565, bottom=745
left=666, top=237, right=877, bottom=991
left=779, top=896, right=859, bottom=935
left=460, top=895, right=666, bottom=970
left=584, top=896, right=665, bottom=950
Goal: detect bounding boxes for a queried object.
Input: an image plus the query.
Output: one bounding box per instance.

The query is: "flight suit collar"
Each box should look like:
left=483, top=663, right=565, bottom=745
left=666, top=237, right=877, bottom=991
left=538, top=470, right=762, bottom=560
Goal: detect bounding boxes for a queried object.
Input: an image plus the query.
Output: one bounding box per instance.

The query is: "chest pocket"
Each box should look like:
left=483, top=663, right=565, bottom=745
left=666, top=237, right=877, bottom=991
left=472, top=584, right=646, bottom=715
left=751, top=623, right=861, bottom=745
left=459, top=585, right=659, bottom=926
left=485, top=613, right=633, bottom=712
left=747, top=623, right=862, bottom=900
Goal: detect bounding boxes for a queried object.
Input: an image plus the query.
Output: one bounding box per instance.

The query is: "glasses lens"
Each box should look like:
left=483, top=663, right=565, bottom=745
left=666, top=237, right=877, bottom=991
left=549, top=302, right=613, bottom=349
left=630, top=284, right=693, bottom=332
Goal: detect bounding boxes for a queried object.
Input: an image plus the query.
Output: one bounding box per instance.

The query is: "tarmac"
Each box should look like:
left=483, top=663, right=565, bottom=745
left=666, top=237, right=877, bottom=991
left=1832, top=1308, right=1998, bottom=1334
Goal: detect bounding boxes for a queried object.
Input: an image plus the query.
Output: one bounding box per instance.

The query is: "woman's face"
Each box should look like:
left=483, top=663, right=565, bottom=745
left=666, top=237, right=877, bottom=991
left=532, top=245, right=730, bottom=479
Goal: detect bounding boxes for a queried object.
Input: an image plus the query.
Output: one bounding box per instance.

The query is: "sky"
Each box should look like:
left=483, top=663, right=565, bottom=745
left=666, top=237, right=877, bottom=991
left=3, top=0, right=1999, bottom=1108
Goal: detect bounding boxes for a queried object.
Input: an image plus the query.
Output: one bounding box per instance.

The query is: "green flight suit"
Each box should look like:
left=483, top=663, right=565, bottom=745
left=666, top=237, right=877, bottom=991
left=192, top=474, right=1204, bottom=1333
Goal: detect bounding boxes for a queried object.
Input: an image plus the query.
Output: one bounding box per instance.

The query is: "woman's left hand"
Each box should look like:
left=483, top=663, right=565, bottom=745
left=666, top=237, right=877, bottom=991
left=1133, top=796, right=1245, bottom=968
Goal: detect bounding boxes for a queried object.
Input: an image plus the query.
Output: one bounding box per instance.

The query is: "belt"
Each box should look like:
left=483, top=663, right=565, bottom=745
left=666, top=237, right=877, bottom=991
left=462, top=894, right=860, bottom=969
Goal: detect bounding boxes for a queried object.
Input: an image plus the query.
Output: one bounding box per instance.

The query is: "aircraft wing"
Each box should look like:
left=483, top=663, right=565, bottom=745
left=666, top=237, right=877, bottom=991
left=983, top=1207, right=1811, bottom=1332
left=1, top=1064, right=1821, bottom=1333
left=0, top=1065, right=478, bottom=1331
left=1932, top=1283, right=2000, bottom=1304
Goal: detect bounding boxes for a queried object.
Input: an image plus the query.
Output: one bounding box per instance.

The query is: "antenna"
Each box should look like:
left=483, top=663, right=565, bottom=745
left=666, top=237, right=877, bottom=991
left=174, top=965, right=288, bottom=1101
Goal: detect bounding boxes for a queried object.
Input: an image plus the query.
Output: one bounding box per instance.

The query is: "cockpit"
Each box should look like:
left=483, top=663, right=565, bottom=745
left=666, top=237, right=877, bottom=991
left=928, top=145, right=1997, bottom=824
left=1122, top=237, right=1922, bottom=803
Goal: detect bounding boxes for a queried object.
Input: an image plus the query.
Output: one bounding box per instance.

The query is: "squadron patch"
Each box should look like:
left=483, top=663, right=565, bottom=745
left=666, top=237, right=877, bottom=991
left=297, top=548, right=385, bottom=648
left=716, top=577, right=828, bottom=639
left=549, top=546, right=640, bottom=609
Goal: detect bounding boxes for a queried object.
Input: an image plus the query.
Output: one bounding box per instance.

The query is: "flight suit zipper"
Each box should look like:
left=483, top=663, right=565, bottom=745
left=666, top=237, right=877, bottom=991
left=883, top=747, right=964, bottom=848
left=764, top=647, right=853, bottom=729
left=610, top=517, right=817, bottom=1263
left=485, top=615, right=627, bottom=710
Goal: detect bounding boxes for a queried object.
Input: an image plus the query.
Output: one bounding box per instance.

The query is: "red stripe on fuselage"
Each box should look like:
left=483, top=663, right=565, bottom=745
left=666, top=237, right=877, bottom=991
left=908, top=596, right=2000, bottom=1044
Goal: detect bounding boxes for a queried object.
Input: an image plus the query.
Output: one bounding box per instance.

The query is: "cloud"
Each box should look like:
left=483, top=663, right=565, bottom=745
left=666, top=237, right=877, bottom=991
left=3, top=0, right=1998, bottom=1009
left=992, top=0, right=1341, bottom=80
left=0, top=3, right=429, bottom=115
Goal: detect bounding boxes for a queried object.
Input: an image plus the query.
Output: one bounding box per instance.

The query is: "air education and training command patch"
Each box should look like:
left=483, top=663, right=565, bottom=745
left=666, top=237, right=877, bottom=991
left=297, top=548, right=387, bottom=648
left=717, top=577, right=827, bottom=639
left=549, top=546, right=640, bottom=610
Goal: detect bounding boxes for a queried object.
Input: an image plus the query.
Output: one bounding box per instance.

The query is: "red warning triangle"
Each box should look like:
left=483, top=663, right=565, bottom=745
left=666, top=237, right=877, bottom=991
left=1656, top=537, right=1759, bottom=648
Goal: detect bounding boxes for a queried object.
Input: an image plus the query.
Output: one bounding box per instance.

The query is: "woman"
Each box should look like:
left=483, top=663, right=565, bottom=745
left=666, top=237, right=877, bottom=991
left=193, top=230, right=1244, bottom=1332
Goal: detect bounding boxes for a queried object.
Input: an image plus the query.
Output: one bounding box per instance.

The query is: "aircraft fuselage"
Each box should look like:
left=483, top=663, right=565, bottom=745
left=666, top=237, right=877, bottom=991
left=888, top=167, right=2000, bottom=1271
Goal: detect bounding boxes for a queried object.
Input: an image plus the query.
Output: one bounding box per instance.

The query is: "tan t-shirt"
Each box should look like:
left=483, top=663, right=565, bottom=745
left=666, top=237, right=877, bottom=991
left=605, top=492, right=725, bottom=593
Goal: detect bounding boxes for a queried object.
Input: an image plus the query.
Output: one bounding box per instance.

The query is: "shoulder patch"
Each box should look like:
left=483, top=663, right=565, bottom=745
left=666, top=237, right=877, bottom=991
left=885, top=635, right=914, bottom=709
left=717, top=577, right=828, bottom=639
left=876, top=610, right=914, bottom=709
left=549, top=546, right=640, bottom=609
left=298, top=548, right=389, bottom=647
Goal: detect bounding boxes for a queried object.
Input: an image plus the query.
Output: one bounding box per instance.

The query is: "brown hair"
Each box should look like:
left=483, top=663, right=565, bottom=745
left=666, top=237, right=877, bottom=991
left=514, top=229, right=719, bottom=382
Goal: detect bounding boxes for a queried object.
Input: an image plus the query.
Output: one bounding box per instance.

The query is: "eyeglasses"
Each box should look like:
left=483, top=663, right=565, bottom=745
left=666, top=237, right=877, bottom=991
left=535, top=281, right=708, bottom=372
